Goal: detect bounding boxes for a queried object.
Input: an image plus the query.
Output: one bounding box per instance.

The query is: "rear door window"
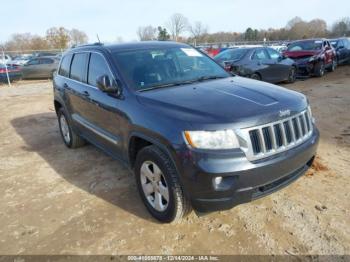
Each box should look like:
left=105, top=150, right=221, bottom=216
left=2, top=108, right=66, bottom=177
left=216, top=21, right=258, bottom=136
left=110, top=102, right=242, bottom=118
left=252, top=49, right=268, bottom=60
left=87, top=53, right=114, bottom=87
left=40, top=58, right=53, bottom=64
left=58, top=54, right=72, bottom=77
left=70, top=53, right=89, bottom=82
left=27, top=59, right=40, bottom=65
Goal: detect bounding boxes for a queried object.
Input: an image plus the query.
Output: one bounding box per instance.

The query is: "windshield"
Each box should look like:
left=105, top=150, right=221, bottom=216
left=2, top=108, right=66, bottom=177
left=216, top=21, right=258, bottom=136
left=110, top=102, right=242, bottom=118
left=330, top=40, right=338, bottom=48
left=112, top=47, right=230, bottom=91
left=214, top=48, right=248, bottom=61
left=287, top=40, right=323, bottom=51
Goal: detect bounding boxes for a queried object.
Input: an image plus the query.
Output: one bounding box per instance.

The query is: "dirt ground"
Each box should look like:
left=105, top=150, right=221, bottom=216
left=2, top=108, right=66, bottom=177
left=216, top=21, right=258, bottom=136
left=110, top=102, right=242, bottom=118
left=0, top=67, right=350, bottom=256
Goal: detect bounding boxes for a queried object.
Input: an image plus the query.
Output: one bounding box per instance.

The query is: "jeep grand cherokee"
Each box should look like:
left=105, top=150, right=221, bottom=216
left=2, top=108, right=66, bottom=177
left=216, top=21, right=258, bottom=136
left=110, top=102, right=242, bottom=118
left=53, top=41, right=319, bottom=223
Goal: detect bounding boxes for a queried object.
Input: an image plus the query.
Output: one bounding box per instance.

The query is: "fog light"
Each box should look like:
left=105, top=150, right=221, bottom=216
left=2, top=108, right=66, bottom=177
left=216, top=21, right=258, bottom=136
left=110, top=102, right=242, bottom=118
left=214, top=176, right=223, bottom=185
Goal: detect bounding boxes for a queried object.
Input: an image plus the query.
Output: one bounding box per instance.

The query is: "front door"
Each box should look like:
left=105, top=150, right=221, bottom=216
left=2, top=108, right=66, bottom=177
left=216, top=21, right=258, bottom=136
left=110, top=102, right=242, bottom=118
left=79, top=52, right=125, bottom=159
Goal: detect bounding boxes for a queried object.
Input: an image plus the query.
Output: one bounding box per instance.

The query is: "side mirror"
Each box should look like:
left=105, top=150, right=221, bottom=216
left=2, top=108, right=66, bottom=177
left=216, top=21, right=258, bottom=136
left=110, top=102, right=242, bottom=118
left=278, top=55, right=284, bottom=61
left=96, top=75, right=121, bottom=96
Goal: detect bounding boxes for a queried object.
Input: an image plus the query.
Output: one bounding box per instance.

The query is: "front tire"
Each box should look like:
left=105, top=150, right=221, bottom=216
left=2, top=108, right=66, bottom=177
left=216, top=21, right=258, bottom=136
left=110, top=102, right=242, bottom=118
left=57, top=108, right=85, bottom=148
left=250, top=73, right=261, bottom=81
left=287, top=66, right=296, bottom=83
left=135, top=145, right=191, bottom=223
left=314, top=61, right=325, bottom=77
left=328, top=59, right=337, bottom=72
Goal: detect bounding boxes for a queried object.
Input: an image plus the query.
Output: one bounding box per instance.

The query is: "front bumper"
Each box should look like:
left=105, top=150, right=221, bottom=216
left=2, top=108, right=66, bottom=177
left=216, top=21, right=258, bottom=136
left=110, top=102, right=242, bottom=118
left=177, top=127, right=319, bottom=212
left=295, top=61, right=315, bottom=76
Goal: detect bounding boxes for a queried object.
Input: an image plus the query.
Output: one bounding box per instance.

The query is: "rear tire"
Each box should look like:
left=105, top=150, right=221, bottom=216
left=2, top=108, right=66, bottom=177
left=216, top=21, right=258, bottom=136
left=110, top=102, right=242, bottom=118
left=314, top=61, right=325, bottom=77
left=57, top=108, right=85, bottom=148
left=134, top=145, right=192, bottom=223
left=251, top=73, right=261, bottom=81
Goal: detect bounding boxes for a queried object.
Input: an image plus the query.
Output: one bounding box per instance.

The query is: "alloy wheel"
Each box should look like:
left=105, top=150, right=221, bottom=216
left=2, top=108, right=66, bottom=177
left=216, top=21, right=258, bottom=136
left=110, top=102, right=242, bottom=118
left=59, top=114, right=70, bottom=144
left=140, top=161, right=169, bottom=212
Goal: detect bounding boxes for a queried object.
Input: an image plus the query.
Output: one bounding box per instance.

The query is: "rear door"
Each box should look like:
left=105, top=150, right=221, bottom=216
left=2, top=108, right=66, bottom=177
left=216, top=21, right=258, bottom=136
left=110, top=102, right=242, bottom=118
left=22, top=58, right=41, bottom=78
left=251, top=48, right=274, bottom=82
left=63, top=52, right=91, bottom=130
left=38, top=58, right=54, bottom=78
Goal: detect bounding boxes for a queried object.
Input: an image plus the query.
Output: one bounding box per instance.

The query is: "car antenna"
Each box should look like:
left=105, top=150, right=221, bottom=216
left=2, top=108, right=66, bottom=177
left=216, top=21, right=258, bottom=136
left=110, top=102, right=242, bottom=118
left=96, top=34, right=101, bottom=44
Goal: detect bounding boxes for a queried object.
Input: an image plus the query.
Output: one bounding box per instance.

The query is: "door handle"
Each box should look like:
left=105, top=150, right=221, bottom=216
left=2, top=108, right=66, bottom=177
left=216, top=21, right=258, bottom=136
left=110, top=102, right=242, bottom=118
left=82, top=91, right=90, bottom=97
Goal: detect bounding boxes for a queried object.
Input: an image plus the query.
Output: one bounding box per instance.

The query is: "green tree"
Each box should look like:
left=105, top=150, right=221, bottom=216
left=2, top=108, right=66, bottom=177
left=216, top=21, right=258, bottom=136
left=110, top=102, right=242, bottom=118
left=244, top=28, right=254, bottom=41
left=157, top=27, right=170, bottom=41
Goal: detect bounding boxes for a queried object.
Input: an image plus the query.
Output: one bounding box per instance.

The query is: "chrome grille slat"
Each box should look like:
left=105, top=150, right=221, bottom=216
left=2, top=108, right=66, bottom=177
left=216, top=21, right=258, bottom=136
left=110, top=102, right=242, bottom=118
left=241, top=109, right=313, bottom=161
left=289, top=119, right=296, bottom=142
left=280, top=122, right=287, bottom=146
left=269, top=126, right=277, bottom=150
left=258, top=128, right=267, bottom=153
left=296, top=116, right=303, bottom=139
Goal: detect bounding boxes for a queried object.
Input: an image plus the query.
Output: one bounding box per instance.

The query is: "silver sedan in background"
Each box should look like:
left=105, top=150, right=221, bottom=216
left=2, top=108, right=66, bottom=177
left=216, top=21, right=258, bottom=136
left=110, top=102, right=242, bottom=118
left=21, top=57, right=59, bottom=79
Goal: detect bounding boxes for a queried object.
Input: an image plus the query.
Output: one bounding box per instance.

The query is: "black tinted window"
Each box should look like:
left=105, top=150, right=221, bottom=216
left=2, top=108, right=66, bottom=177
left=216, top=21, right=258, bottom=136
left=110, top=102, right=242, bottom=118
left=40, top=58, right=54, bottom=64
left=88, top=53, right=113, bottom=87
left=345, top=39, right=350, bottom=48
left=27, top=59, right=40, bottom=65
left=58, top=54, right=72, bottom=77
left=113, top=47, right=229, bottom=91
left=70, top=53, right=88, bottom=82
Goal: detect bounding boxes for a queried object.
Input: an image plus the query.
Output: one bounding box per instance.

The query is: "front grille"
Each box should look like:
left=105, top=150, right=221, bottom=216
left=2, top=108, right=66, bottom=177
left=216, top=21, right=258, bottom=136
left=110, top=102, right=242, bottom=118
left=242, top=109, right=313, bottom=161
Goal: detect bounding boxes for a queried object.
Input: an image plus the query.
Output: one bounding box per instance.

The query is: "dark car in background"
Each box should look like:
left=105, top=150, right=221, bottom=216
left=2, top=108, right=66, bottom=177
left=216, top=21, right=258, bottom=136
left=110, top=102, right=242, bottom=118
left=21, top=57, right=59, bottom=79
left=283, top=39, right=336, bottom=77
left=214, top=47, right=297, bottom=83
left=330, top=38, right=350, bottom=65
left=53, top=42, right=319, bottom=222
left=0, top=64, right=22, bottom=83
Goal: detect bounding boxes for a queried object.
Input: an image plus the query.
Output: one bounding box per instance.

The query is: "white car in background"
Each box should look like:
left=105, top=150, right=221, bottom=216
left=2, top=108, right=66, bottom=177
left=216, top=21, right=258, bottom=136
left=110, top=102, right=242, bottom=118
left=0, top=55, right=12, bottom=64
left=270, top=45, right=287, bottom=53
left=10, top=54, right=33, bottom=66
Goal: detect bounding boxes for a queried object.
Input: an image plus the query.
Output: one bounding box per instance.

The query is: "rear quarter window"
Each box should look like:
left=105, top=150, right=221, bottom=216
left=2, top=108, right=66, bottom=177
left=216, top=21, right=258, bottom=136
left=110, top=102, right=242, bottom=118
left=58, top=54, right=72, bottom=77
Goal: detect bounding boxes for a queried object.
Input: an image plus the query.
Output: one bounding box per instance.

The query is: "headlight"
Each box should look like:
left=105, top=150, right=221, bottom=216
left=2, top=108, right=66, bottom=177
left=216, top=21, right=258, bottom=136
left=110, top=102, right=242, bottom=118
left=184, top=130, right=240, bottom=149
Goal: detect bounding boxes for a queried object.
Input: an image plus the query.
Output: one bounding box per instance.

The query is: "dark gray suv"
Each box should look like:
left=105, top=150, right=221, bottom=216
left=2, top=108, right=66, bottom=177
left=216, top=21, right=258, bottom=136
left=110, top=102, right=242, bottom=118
left=53, top=41, right=319, bottom=223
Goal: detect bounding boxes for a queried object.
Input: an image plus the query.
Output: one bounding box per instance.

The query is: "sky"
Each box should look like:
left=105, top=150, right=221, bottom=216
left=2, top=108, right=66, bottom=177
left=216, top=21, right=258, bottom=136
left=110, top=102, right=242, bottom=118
left=1, top=0, right=349, bottom=43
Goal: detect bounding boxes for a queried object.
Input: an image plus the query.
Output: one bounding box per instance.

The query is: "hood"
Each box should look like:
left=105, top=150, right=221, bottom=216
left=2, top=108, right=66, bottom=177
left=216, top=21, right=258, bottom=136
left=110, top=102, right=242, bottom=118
left=283, top=50, right=320, bottom=59
left=136, top=77, right=307, bottom=128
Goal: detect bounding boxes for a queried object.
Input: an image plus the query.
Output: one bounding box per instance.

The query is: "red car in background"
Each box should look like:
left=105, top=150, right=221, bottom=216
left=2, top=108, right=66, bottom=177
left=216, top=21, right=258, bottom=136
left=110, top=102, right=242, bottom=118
left=283, top=39, right=336, bottom=77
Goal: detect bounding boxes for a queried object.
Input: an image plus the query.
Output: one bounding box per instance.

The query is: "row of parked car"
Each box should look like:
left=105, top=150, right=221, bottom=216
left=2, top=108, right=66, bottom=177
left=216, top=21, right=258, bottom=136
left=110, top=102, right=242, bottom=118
left=204, top=37, right=350, bottom=83
left=1, top=37, right=349, bottom=85
left=0, top=52, right=60, bottom=83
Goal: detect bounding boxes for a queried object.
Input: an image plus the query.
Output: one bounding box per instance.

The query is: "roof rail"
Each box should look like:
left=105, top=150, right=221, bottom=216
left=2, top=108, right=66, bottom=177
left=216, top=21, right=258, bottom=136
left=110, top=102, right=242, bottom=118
left=71, top=42, right=103, bottom=49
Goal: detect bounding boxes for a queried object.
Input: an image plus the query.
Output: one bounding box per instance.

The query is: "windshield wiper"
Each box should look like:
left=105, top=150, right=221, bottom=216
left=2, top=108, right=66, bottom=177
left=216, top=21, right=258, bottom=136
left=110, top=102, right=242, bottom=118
left=139, top=76, right=228, bottom=92
left=195, top=75, right=228, bottom=82
left=139, top=79, right=204, bottom=92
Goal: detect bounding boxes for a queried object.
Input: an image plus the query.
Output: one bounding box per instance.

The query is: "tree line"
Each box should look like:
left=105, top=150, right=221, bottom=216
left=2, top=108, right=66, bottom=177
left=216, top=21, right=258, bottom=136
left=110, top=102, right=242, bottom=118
left=137, top=15, right=350, bottom=44
left=3, top=27, right=88, bottom=51
left=3, top=15, right=350, bottom=52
